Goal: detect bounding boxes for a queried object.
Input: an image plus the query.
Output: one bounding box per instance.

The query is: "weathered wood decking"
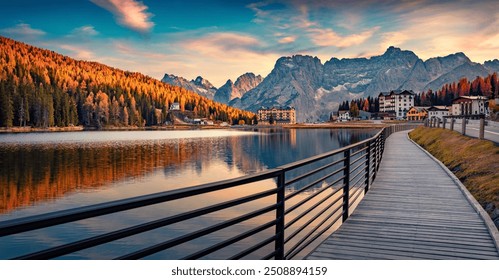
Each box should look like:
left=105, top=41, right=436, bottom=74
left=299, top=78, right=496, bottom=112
left=307, top=130, right=499, bottom=260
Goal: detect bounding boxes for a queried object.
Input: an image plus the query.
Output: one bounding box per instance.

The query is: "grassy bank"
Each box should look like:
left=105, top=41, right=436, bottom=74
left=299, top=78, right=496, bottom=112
left=409, top=127, right=498, bottom=223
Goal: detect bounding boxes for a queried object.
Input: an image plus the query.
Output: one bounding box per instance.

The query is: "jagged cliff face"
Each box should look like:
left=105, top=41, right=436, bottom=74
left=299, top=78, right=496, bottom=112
left=214, top=73, right=263, bottom=104
left=236, top=47, right=499, bottom=122
left=236, top=55, right=324, bottom=121
left=161, top=74, right=217, bottom=99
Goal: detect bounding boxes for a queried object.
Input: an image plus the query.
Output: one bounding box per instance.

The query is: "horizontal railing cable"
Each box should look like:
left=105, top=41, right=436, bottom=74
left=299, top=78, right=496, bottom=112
left=285, top=157, right=346, bottom=186
left=182, top=219, right=278, bottom=260
left=116, top=203, right=278, bottom=260
left=284, top=192, right=345, bottom=245
left=229, top=235, right=277, bottom=260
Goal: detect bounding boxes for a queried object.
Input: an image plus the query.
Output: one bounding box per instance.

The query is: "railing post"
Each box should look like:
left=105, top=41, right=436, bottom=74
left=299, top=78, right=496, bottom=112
left=443, top=117, right=447, bottom=129
left=479, top=115, right=485, bottom=140
left=342, top=149, right=351, bottom=222
left=381, top=129, right=386, bottom=159
left=450, top=118, right=454, bottom=131
left=275, top=172, right=285, bottom=260
left=373, top=137, right=378, bottom=179
left=462, top=116, right=466, bottom=135
left=365, top=141, right=371, bottom=194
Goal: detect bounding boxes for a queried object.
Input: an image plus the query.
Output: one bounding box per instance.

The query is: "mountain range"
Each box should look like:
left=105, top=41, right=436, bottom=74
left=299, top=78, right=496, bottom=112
left=161, top=74, right=218, bottom=100
left=162, top=72, right=263, bottom=105
left=163, top=47, right=499, bottom=122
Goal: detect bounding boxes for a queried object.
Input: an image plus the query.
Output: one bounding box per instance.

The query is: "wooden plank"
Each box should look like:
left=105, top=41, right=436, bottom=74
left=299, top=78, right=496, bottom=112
left=307, top=130, right=499, bottom=260
left=330, top=231, right=497, bottom=248
left=323, top=235, right=499, bottom=256
left=347, top=218, right=490, bottom=231
left=334, top=227, right=495, bottom=243
left=338, top=221, right=494, bottom=239
left=314, top=243, right=474, bottom=260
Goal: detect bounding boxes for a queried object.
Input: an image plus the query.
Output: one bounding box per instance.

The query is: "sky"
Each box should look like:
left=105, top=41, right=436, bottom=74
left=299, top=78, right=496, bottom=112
left=0, top=0, right=498, bottom=87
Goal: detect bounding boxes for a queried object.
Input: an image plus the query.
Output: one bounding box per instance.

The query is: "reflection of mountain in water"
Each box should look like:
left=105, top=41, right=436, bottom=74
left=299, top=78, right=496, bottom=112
left=246, top=128, right=376, bottom=169
left=0, top=129, right=377, bottom=214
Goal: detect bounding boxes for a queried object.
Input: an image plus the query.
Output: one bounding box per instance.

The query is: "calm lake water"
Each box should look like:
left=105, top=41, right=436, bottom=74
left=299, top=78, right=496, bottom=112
left=0, top=128, right=377, bottom=259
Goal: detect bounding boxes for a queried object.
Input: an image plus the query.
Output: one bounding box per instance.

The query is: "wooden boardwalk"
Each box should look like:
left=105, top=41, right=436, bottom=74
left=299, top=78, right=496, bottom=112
left=307, top=130, right=499, bottom=260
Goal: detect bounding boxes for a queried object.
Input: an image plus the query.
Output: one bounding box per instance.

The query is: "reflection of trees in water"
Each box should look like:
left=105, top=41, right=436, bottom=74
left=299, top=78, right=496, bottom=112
left=0, top=139, right=263, bottom=214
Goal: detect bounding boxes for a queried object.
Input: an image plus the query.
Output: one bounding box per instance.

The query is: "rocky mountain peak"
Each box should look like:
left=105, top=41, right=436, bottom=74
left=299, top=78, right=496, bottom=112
left=276, top=55, right=322, bottom=69
left=161, top=74, right=216, bottom=99
left=235, top=73, right=263, bottom=92
left=379, top=46, right=418, bottom=63
left=384, top=46, right=402, bottom=54
left=214, top=73, right=262, bottom=104
left=192, top=76, right=216, bottom=89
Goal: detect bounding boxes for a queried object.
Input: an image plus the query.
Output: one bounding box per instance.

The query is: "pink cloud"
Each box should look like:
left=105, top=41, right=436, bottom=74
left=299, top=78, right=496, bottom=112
left=174, top=32, right=278, bottom=85
left=278, top=35, right=297, bottom=44
left=310, top=27, right=379, bottom=48
left=181, top=32, right=263, bottom=56
left=91, top=0, right=154, bottom=33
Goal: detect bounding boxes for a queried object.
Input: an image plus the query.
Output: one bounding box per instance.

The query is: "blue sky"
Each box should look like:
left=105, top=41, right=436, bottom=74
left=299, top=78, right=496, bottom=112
left=1, top=0, right=498, bottom=86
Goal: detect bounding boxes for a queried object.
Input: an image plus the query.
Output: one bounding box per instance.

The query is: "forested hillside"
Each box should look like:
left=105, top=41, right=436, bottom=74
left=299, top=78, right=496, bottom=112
left=0, top=36, right=255, bottom=128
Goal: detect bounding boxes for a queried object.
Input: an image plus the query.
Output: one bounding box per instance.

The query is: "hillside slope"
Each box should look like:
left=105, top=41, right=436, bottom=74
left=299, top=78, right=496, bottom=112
left=0, top=36, right=254, bottom=128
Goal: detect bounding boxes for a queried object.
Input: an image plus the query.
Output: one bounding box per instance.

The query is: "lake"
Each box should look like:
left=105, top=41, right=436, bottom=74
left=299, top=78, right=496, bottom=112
left=0, top=128, right=378, bottom=259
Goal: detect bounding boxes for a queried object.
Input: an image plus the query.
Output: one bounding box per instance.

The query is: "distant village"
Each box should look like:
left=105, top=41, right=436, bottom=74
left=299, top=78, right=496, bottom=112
left=254, top=90, right=494, bottom=125
left=334, top=90, right=491, bottom=123
left=167, top=90, right=495, bottom=126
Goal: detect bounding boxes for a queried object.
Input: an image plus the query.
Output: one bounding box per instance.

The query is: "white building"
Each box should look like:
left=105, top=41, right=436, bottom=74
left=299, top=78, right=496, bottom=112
left=451, top=96, right=489, bottom=116
left=169, top=102, right=180, bottom=111
left=338, top=110, right=350, bottom=121
left=427, top=106, right=449, bottom=122
left=378, top=90, right=415, bottom=119
left=257, top=106, right=296, bottom=124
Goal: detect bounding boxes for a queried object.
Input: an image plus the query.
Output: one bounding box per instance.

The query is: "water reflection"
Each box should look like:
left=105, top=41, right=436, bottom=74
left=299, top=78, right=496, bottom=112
left=0, top=128, right=378, bottom=259
left=0, top=138, right=265, bottom=214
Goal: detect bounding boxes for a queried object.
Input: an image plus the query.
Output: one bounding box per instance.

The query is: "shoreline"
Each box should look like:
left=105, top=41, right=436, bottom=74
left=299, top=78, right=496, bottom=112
left=0, top=125, right=229, bottom=133
left=0, top=121, right=415, bottom=133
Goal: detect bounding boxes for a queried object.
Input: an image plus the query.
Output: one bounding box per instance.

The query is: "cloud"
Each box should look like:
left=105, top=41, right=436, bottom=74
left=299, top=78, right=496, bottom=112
left=59, top=44, right=95, bottom=60
left=70, top=25, right=99, bottom=37
left=90, top=0, right=154, bottom=33
left=112, top=40, right=171, bottom=60
left=309, top=27, right=378, bottom=48
left=173, top=32, right=279, bottom=85
left=247, top=1, right=275, bottom=24
left=375, top=4, right=499, bottom=62
left=181, top=32, right=264, bottom=57
left=0, top=23, right=46, bottom=39
left=278, top=35, right=297, bottom=44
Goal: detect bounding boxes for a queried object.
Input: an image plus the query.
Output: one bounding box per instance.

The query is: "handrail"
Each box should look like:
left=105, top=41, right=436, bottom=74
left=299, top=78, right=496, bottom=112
left=0, top=123, right=420, bottom=260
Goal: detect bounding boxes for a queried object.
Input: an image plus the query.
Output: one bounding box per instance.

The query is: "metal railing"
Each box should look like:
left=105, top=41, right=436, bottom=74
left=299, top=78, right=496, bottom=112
left=0, top=124, right=418, bottom=260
